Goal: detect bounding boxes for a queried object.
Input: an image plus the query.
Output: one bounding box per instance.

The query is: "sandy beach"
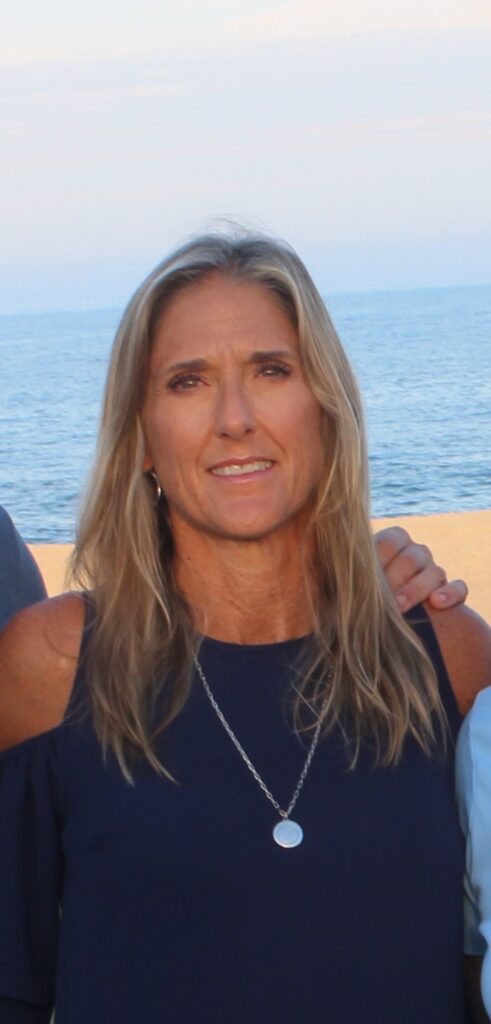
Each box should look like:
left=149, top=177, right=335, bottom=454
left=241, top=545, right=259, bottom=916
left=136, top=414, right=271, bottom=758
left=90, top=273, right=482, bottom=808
left=29, top=509, right=490, bottom=623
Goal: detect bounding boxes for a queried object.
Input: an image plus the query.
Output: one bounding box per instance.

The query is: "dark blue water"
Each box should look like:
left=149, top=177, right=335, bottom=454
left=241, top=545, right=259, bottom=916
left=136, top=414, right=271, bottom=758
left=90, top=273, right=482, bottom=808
left=1, top=286, right=490, bottom=542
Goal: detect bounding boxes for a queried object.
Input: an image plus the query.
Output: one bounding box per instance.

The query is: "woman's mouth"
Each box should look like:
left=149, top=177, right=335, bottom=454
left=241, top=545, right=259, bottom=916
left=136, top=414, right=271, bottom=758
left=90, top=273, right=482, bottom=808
left=210, top=460, right=274, bottom=477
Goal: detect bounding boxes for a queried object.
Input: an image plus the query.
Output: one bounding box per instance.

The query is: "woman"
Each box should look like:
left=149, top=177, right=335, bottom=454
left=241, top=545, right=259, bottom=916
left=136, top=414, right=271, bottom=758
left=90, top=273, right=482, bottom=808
left=0, top=231, right=489, bottom=1023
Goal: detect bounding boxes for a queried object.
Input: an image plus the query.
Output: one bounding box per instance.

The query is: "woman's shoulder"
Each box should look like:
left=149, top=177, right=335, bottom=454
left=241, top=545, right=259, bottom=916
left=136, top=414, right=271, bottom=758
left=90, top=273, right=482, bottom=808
left=425, top=603, right=491, bottom=716
left=0, top=591, right=86, bottom=751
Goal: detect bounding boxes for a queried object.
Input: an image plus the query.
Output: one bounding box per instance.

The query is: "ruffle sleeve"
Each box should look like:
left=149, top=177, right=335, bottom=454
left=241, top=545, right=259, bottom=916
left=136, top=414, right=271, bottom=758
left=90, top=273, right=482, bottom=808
left=0, top=732, right=63, bottom=1022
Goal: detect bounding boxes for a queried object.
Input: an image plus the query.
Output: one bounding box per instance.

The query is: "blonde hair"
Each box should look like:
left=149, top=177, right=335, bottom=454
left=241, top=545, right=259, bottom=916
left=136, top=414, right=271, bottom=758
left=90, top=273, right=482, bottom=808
left=70, top=229, right=445, bottom=780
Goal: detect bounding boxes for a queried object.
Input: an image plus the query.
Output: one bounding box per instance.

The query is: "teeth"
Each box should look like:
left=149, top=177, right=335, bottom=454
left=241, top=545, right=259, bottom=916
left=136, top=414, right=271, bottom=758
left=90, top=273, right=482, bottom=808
left=211, top=461, right=273, bottom=476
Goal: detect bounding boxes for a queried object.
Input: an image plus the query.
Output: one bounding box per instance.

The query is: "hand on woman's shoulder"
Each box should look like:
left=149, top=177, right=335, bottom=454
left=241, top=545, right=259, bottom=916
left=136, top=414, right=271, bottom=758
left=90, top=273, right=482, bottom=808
left=0, top=592, right=85, bottom=751
left=425, top=602, right=491, bottom=716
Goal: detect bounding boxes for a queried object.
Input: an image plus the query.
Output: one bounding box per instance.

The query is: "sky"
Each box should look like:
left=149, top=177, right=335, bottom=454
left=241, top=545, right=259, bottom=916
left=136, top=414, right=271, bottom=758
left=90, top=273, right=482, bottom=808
left=1, top=0, right=490, bottom=311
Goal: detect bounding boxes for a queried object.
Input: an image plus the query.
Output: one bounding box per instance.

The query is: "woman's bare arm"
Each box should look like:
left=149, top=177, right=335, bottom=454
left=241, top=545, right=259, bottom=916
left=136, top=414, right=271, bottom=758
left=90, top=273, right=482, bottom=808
left=426, top=603, right=491, bottom=715
left=0, top=593, right=85, bottom=751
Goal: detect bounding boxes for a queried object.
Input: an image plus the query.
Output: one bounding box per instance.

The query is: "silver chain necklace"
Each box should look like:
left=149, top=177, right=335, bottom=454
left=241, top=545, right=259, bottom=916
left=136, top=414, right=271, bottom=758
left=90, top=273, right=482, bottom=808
left=193, top=654, right=330, bottom=849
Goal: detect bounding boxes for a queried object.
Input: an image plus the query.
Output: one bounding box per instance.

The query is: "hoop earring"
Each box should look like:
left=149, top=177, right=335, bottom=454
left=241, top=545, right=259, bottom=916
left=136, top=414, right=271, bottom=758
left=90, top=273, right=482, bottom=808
left=148, top=471, right=163, bottom=505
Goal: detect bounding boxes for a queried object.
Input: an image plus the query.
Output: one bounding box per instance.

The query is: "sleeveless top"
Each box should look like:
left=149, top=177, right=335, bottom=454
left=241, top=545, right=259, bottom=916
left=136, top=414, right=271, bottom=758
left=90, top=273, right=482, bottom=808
left=0, top=604, right=467, bottom=1023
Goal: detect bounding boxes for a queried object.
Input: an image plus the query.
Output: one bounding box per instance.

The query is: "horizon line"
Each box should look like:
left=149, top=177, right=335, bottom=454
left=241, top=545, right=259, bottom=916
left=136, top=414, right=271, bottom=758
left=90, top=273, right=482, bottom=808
left=1, top=279, right=490, bottom=319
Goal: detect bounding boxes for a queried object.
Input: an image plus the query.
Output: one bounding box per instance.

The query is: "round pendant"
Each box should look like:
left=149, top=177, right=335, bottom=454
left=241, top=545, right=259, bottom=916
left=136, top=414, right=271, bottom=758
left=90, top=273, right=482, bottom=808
left=273, top=819, right=303, bottom=848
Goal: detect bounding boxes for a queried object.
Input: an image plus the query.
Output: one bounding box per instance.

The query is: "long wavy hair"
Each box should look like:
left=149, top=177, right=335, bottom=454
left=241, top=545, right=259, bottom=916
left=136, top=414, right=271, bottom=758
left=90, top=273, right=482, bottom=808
left=70, top=229, right=445, bottom=781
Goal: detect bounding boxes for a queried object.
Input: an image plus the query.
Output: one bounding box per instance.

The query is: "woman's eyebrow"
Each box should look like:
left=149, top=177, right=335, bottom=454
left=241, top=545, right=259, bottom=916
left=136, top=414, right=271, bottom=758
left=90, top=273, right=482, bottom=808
left=166, top=357, right=209, bottom=373
left=164, top=349, right=298, bottom=374
left=248, top=349, right=298, bottom=363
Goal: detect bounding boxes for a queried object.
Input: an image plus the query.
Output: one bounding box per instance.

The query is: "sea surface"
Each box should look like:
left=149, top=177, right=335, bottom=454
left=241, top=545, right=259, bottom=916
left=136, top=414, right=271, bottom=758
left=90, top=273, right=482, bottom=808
left=1, top=285, right=490, bottom=542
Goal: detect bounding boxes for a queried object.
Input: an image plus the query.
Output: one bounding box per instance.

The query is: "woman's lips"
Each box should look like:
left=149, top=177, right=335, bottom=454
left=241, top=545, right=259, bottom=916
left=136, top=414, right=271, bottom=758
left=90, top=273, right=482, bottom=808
left=209, top=459, right=274, bottom=477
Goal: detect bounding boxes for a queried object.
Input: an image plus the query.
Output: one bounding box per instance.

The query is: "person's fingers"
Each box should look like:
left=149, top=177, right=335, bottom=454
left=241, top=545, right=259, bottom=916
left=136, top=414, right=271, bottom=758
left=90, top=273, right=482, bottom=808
left=393, top=562, right=447, bottom=612
left=384, top=543, right=435, bottom=595
left=373, top=526, right=411, bottom=569
left=427, top=578, right=469, bottom=610
left=374, top=528, right=468, bottom=612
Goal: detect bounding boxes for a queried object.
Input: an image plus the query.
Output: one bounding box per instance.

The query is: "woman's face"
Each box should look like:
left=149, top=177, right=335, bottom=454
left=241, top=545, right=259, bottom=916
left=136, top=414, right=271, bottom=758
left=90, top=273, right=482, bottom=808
left=142, top=273, right=324, bottom=546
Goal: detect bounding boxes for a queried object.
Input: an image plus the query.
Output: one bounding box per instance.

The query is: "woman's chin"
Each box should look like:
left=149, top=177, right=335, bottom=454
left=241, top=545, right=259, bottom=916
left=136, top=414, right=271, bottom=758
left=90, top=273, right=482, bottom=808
left=207, top=509, right=301, bottom=544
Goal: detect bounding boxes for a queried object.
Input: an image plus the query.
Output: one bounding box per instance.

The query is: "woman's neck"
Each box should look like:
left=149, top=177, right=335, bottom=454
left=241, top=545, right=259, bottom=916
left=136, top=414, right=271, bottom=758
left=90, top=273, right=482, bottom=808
left=173, top=528, right=315, bottom=645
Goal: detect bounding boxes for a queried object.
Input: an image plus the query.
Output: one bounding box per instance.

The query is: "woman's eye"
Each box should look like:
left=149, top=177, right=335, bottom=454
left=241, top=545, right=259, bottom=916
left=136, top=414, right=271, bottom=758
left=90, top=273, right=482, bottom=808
left=258, top=362, right=292, bottom=378
left=167, top=373, right=202, bottom=391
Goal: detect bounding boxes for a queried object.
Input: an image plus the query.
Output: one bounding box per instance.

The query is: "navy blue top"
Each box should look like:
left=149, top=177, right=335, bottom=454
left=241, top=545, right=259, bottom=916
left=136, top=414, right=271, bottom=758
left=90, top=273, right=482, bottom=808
left=0, top=605, right=466, bottom=1022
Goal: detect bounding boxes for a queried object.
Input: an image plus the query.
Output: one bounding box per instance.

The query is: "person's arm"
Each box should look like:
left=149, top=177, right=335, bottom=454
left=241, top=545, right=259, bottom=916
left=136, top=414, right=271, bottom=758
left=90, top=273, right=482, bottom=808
left=427, top=605, right=491, bottom=716
left=0, top=506, right=47, bottom=631
left=374, top=525, right=467, bottom=613
left=0, top=595, right=83, bottom=1020
left=0, top=593, right=83, bottom=750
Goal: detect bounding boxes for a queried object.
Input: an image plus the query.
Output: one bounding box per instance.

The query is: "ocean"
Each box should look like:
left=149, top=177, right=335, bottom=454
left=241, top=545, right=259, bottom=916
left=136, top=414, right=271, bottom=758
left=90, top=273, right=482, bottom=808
left=1, top=284, right=490, bottom=543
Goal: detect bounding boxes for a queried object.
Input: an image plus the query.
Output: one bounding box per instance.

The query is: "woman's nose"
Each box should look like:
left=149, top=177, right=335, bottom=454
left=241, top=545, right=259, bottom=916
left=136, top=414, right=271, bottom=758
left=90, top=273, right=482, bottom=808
left=214, top=380, right=256, bottom=440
